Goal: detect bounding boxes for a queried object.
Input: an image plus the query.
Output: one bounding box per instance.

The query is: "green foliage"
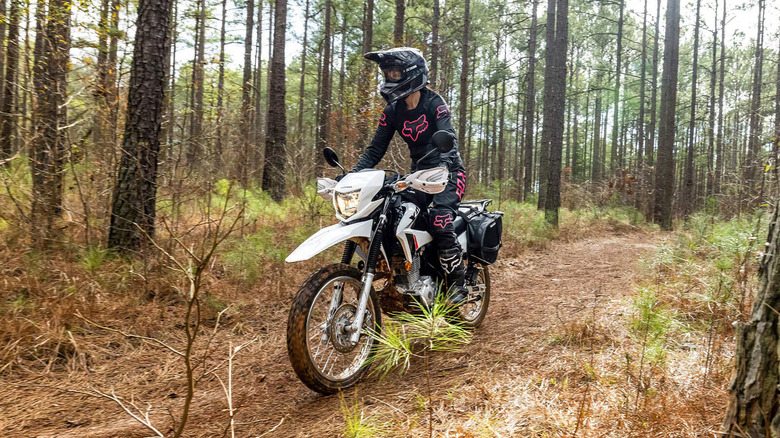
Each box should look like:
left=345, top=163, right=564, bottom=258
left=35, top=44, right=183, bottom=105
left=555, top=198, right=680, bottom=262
left=369, top=294, right=472, bottom=378
left=79, top=246, right=109, bottom=274
left=629, top=287, right=676, bottom=365
left=340, top=394, right=386, bottom=438
left=221, top=231, right=286, bottom=284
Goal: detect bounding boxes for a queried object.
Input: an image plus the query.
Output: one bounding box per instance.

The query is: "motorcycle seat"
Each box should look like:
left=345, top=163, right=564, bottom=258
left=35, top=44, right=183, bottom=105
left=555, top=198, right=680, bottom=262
left=453, top=214, right=467, bottom=235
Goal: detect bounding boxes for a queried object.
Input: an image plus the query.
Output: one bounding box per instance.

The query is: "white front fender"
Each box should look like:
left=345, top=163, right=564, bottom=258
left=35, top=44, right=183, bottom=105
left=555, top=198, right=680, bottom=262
left=285, top=220, right=374, bottom=263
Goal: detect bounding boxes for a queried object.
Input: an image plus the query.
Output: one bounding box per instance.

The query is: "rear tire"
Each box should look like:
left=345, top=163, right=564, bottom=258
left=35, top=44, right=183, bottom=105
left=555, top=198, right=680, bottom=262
left=286, top=264, right=382, bottom=394
left=458, top=264, right=490, bottom=328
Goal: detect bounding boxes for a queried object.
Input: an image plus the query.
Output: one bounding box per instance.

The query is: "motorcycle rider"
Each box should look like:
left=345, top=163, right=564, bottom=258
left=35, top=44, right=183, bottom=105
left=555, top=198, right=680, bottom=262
left=352, top=47, right=468, bottom=305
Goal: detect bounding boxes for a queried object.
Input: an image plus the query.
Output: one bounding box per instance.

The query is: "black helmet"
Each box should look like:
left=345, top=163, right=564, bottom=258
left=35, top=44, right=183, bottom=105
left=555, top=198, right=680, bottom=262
left=364, top=47, right=429, bottom=103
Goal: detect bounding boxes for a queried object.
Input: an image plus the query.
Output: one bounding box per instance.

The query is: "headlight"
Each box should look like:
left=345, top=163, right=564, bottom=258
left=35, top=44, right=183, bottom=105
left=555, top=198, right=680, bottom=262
left=334, top=190, right=361, bottom=219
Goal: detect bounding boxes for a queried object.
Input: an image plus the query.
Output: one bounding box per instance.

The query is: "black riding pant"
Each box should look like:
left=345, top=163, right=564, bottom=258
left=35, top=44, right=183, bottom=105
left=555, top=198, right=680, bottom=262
left=401, top=169, right=467, bottom=251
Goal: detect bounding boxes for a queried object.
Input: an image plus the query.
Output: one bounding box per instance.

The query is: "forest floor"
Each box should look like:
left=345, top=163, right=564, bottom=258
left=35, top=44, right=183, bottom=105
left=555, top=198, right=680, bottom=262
left=2, top=226, right=729, bottom=437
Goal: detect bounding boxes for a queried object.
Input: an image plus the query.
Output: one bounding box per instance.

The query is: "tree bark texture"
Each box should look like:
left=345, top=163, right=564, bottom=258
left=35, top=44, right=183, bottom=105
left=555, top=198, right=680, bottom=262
left=107, top=0, right=172, bottom=252
left=30, top=0, right=70, bottom=248
left=239, top=0, right=254, bottom=184
left=0, top=0, right=19, bottom=157
left=457, top=0, right=470, bottom=173
left=524, top=0, right=538, bottom=201
left=723, top=204, right=780, bottom=436
left=653, top=0, right=681, bottom=230
left=315, top=0, right=333, bottom=176
left=394, top=0, right=404, bottom=46
left=261, top=0, right=287, bottom=201
left=542, top=0, right=568, bottom=226
left=682, top=0, right=700, bottom=219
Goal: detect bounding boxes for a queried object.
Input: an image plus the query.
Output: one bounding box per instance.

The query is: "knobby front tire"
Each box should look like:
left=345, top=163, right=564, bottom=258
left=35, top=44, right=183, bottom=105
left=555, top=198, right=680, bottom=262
left=286, top=263, right=382, bottom=394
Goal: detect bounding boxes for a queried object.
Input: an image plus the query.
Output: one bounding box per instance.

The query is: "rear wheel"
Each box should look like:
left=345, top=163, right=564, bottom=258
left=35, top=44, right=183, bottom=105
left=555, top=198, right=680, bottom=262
left=458, top=264, right=490, bottom=328
left=287, top=264, right=381, bottom=394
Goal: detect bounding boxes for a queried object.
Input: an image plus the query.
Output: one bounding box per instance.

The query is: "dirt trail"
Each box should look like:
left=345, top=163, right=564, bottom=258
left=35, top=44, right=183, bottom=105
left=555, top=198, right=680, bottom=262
left=7, top=229, right=657, bottom=437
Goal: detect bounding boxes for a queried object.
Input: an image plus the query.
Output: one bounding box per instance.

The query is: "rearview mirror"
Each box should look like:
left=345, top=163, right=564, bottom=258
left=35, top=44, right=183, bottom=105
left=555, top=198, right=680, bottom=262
left=431, top=130, right=455, bottom=153
left=323, top=147, right=340, bottom=168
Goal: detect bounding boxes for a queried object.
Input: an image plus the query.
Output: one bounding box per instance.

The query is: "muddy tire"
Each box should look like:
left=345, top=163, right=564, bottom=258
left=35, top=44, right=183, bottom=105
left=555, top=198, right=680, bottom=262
left=286, top=264, right=382, bottom=394
left=459, top=264, right=490, bottom=328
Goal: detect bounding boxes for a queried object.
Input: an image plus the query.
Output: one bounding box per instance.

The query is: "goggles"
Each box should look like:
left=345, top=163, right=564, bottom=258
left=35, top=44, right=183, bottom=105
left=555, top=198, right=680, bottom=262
left=382, top=66, right=404, bottom=83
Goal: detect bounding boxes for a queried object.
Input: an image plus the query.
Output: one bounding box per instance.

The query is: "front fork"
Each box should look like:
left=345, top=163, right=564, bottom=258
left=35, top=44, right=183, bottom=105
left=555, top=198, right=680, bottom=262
left=347, top=210, right=387, bottom=344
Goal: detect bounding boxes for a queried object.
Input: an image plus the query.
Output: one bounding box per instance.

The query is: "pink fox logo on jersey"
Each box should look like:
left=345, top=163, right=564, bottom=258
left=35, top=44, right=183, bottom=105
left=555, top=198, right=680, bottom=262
left=378, top=112, right=387, bottom=126
left=402, top=115, right=428, bottom=142
left=436, top=104, right=449, bottom=119
left=433, top=214, right=453, bottom=229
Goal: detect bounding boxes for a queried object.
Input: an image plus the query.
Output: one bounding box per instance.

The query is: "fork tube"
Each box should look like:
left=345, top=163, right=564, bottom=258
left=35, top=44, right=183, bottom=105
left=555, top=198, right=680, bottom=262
left=349, top=209, right=387, bottom=343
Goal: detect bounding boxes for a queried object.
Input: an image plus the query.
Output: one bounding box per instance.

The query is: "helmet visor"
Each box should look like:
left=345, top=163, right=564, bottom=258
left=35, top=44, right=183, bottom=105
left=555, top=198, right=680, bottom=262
left=382, top=66, right=404, bottom=83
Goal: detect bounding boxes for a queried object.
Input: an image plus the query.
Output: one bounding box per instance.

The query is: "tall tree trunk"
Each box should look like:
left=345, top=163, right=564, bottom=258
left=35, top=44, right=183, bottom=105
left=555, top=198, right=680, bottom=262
left=215, top=0, right=227, bottom=169
left=315, top=0, right=333, bottom=176
left=723, top=204, right=780, bottom=436
left=239, top=0, right=254, bottom=185
left=646, top=0, right=661, bottom=168
left=706, top=0, right=717, bottom=196
left=774, top=31, right=780, bottom=178
left=107, top=0, right=171, bottom=252
left=297, top=0, right=310, bottom=154
left=537, top=0, right=555, bottom=211
left=430, top=0, right=439, bottom=87
left=682, top=0, right=701, bottom=219
left=637, top=0, right=648, bottom=173
left=393, top=0, right=404, bottom=46
left=714, top=0, right=726, bottom=195
left=609, top=0, right=624, bottom=175
left=0, top=0, right=19, bottom=157
left=497, top=60, right=506, bottom=180
left=744, top=0, right=765, bottom=200
left=336, top=9, right=347, bottom=147
left=31, top=0, right=70, bottom=248
left=457, top=0, right=470, bottom=172
left=261, top=0, right=287, bottom=201
left=523, top=0, right=538, bottom=201
left=592, top=79, right=603, bottom=182
left=542, top=0, right=568, bottom=225
left=653, top=0, right=681, bottom=230
left=357, top=0, right=374, bottom=148
left=254, top=0, right=264, bottom=170
left=90, top=0, right=110, bottom=162
left=188, top=0, right=206, bottom=165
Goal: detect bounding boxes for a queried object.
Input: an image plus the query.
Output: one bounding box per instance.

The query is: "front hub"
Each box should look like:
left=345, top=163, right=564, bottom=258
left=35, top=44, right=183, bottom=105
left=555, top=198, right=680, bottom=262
left=330, top=304, right=359, bottom=353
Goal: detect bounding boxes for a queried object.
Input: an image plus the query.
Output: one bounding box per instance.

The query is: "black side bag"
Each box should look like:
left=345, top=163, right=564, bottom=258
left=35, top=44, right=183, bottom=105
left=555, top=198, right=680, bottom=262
left=466, top=211, right=503, bottom=264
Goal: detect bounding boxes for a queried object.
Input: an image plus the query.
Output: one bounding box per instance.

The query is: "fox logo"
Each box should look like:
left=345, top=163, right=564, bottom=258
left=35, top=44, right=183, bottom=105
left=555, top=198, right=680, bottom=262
left=436, top=104, right=449, bottom=119
left=378, top=112, right=387, bottom=126
left=433, top=214, right=453, bottom=229
left=402, top=115, right=428, bottom=142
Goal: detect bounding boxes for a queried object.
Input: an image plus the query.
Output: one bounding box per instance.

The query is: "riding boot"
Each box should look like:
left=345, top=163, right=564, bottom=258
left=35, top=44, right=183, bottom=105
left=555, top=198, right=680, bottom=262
left=439, top=246, right=468, bottom=305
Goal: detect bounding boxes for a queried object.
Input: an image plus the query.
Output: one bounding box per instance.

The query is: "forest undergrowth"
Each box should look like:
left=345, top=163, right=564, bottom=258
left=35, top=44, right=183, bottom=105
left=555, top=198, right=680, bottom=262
left=0, top=173, right=763, bottom=436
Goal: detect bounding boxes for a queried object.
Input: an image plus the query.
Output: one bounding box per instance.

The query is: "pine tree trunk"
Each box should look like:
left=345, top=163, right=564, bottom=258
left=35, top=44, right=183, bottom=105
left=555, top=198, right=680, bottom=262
left=774, top=33, right=780, bottom=176
left=682, top=0, right=700, bottom=219
left=107, top=0, right=171, bottom=252
left=653, top=0, right=681, bottom=230
left=31, top=0, right=70, bottom=248
left=457, top=0, right=470, bottom=171
left=430, top=0, right=439, bottom=87
left=706, top=1, right=717, bottom=196
left=239, top=0, right=254, bottom=185
left=215, top=0, right=227, bottom=168
left=315, top=0, right=332, bottom=176
left=524, top=0, right=538, bottom=201
left=723, top=204, right=780, bottom=436
left=714, top=0, right=726, bottom=195
left=357, top=0, right=374, bottom=149
left=0, top=0, right=19, bottom=158
left=497, top=69, right=506, bottom=181
left=744, top=0, right=765, bottom=201
left=610, top=0, right=623, bottom=176
left=336, top=10, right=347, bottom=147
left=393, top=0, right=404, bottom=46
left=187, top=0, right=206, bottom=165
left=297, top=0, right=309, bottom=155
left=261, top=0, right=287, bottom=201
left=592, top=79, right=602, bottom=182
left=543, top=0, right=568, bottom=226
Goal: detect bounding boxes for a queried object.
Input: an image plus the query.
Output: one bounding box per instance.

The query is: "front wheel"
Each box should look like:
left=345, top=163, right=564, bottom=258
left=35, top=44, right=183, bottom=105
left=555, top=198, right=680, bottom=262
left=458, top=264, right=490, bottom=328
left=286, top=263, right=382, bottom=394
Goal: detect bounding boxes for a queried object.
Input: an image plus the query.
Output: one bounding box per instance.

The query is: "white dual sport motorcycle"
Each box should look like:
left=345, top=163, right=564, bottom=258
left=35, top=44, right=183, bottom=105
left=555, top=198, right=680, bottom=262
left=285, top=131, right=503, bottom=394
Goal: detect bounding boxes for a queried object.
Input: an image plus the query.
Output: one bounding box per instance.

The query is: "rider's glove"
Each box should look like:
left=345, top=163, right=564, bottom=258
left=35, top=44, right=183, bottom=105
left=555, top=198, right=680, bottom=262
left=437, top=159, right=452, bottom=171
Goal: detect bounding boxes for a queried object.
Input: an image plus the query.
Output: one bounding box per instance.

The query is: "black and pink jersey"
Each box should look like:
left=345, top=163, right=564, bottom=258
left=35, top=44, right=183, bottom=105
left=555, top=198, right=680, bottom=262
left=353, top=88, right=464, bottom=172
